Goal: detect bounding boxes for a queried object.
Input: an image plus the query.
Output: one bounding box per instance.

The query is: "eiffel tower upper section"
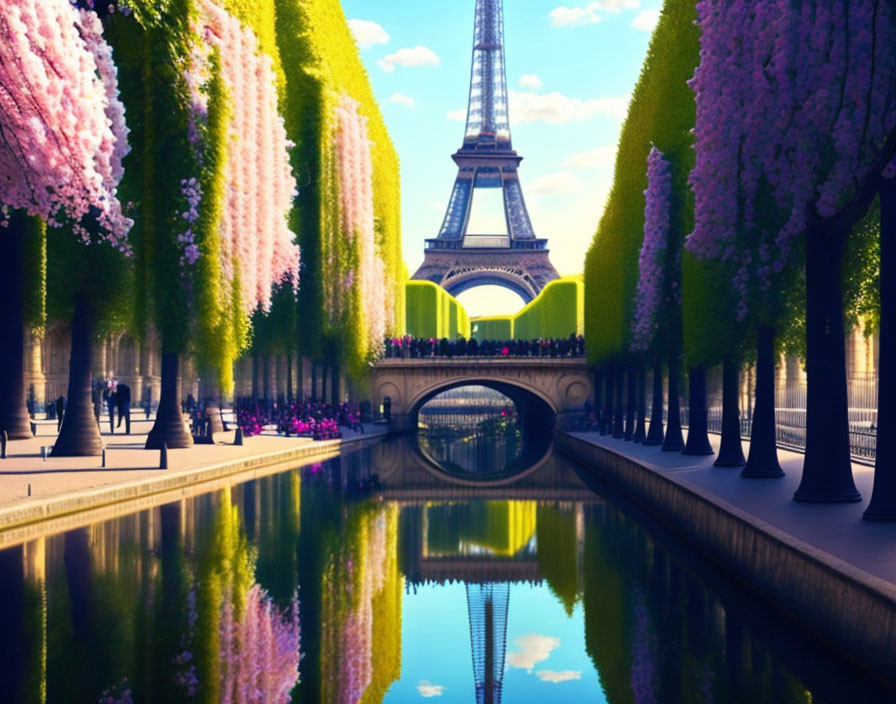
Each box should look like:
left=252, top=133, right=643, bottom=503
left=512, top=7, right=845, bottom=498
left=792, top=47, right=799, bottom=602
left=412, top=0, right=559, bottom=303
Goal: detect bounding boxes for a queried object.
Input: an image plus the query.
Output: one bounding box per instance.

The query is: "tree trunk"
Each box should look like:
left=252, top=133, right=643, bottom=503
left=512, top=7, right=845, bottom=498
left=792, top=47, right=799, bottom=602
left=742, top=325, right=784, bottom=477
left=662, top=353, right=684, bottom=451
left=52, top=296, right=102, bottom=456
left=624, top=364, right=636, bottom=441
left=146, top=353, right=193, bottom=449
left=297, top=357, right=304, bottom=403
left=286, top=353, right=293, bottom=404
left=794, top=229, right=860, bottom=502
left=592, top=367, right=603, bottom=431
left=311, top=360, right=318, bottom=402
left=263, top=355, right=272, bottom=406
left=865, top=177, right=896, bottom=519
left=331, top=362, right=340, bottom=404
left=601, top=367, right=614, bottom=436
left=612, top=366, right=624, bottom=438
left=251, top=352, right=259, bottom=400
left=684, top=367, right=714, bottom=455
left=715, top=355, right=746, bottom=467
left=633, top=365, right=647, bottom=443
left=0, top=214, right=32, bottom=440
left=644, top=362, right=665, bottom=446
left=320, top=364, right=328, bottom=403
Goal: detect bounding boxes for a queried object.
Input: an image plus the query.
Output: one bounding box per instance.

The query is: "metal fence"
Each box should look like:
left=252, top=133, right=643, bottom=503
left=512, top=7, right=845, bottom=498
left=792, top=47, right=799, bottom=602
left=670, top=370, right=878, bottom=464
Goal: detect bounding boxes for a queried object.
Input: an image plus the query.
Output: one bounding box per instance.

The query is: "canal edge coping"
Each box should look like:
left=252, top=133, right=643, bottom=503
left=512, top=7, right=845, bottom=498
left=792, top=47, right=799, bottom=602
left=555, top=430, right=896, bottom=687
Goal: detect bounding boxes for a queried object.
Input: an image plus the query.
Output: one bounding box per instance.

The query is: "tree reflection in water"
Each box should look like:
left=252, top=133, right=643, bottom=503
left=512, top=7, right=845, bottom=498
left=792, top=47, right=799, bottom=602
left=0, top=445, right=890, bottom=703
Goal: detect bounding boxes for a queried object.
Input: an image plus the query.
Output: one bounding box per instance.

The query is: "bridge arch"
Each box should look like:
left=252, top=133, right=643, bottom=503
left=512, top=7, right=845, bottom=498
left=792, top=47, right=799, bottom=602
left=410, top=379, right=556, bottom=442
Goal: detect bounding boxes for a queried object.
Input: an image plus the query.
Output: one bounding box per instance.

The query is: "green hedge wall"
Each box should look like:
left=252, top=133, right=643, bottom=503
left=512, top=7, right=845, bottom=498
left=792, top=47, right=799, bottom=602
left=584, top=0, right=698, bottom=365
left=470, top=316, right=513, bottom=341
left=514, top=277, right=583, bottom=340
left=405, top=281, right=470, bottom=339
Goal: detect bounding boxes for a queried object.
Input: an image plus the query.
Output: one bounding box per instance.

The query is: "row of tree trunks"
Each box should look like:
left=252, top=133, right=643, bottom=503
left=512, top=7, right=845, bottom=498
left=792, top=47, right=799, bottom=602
left=0, top=215, right=32, bottom=440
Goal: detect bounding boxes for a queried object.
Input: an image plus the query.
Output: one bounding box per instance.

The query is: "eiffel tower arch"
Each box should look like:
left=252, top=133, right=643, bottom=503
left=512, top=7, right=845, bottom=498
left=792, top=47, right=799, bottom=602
left=411, top=0, right=559, bottom=304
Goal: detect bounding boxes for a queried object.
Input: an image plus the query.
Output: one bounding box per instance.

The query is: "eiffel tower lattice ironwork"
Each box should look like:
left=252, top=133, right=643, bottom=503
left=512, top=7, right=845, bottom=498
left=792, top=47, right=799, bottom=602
left=411, top=0, right=559, bottom=304
left=466, top=583, right=510, bottom=704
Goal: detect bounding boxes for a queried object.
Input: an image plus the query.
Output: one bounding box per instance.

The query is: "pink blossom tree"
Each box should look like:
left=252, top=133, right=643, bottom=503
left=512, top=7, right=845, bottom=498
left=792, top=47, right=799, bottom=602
left=687, top=0, right=896, bottom=498
left=0, top=1, right=131, bottom=449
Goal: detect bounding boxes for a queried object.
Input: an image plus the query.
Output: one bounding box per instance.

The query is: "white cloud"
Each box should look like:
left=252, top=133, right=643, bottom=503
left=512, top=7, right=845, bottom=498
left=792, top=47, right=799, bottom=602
left=631, top=9, right=660, bottom=32
left=519, top=74, right=543, bottom=89
left=536, top=670, right=583, bottom=683
left=549, top=1, right=639, bottom=27
left=446, top=108, right=467, bottom=122
left=389, top=92, right=416, bottom=108
left=510, top=90, right=629, bottom=124
left=506, top=634, right=561, bottom=670
left=348, top=19, right=390, bottom=49
left=378, top=46, right=440, bottom=73
left=528, top=172, right=585, bottom=198
left=417, top=681, right=445, bottom=698
left=563, top=145, right=618, bottom=169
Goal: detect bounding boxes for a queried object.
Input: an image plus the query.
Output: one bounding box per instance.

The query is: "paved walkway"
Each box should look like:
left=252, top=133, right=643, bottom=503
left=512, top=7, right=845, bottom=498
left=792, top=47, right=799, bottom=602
left=567, top=430, right=896, bottom=587
left=0, top=415, right=386, bottom=515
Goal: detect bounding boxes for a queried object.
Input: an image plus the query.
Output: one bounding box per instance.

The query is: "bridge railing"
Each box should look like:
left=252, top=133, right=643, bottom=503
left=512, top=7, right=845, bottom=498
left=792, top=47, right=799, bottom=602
left=380, top=336, right=585, bottom=359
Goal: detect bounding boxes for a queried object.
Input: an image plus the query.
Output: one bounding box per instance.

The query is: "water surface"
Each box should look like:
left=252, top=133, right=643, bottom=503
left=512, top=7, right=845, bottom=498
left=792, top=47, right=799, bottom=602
left=0, top=415, right=889, bottom=703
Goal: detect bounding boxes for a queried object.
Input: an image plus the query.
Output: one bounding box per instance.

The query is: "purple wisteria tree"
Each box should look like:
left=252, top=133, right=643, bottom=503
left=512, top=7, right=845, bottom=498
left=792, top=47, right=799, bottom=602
left=687, top=0, right=896, bottom=499
left=632, top=147, right=682, bottom=449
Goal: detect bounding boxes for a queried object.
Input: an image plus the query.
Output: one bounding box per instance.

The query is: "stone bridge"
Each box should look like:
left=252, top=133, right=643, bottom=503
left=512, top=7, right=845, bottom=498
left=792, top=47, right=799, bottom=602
left=370, top=357, right=594, bottom=436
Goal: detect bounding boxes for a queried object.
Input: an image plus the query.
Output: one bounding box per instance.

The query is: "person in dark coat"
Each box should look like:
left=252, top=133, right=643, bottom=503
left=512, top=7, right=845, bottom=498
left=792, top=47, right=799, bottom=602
left=105, top=383, right=117, bottom=434
left=55, top=396, right=65, bottom=432
left=116, top=383, right=131, bottom=435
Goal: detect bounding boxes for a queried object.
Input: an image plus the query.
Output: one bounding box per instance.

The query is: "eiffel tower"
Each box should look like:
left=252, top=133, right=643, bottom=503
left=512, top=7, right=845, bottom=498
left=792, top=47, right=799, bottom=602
left=411, top=0, right=559, bottom=304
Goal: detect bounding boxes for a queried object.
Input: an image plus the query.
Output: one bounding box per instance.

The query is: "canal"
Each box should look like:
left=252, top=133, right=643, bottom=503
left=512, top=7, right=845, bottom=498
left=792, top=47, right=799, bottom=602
left=0, top=391, right=890, bottom=703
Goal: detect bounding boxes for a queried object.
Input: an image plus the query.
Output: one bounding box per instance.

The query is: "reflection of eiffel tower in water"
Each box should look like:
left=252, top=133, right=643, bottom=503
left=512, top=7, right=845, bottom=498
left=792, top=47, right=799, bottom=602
left=466, top=583, right=510, bottom=704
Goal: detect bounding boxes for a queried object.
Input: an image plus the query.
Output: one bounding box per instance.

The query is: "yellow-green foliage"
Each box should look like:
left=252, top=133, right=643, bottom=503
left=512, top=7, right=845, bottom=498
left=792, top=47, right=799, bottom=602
left=471, top=315, right=514, bottom=341
left=468, top=276, right=583, bottom=341
left=405, top=281, right=470, bottom=339
left=360, top=504, right=402, bottom=704
left=424, top=501, right=536, bottom=557
left=514, top=276, right=584, bottom=339
left=585, top=0, right=699, bottom=364
left=275, top=0, right=403, bottom=374
left=536, top=504, right=579, bottom=616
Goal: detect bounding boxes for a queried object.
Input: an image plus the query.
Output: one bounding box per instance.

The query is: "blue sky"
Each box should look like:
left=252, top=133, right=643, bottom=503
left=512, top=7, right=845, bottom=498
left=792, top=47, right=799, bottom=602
left=383, top=582, right=606, bottom=703
left=340, top=0, right=661, bottom=315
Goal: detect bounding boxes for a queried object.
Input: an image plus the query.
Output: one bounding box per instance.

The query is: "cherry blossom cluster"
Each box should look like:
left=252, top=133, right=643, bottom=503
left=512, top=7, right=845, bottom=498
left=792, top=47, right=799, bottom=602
left=0, top=0, right=131, bottom=247
left=686, top=0, right=896, bottom=318
left=198, top=0, right=299, bottom=312
left=632, top=148, right=675, bottom=352
left=218, top=584, right=301, bottom=704
left=335, top=94, right=388, bottom=356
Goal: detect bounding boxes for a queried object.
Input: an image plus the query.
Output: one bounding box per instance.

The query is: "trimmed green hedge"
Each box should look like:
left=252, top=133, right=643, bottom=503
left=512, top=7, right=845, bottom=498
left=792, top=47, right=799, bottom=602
left=470, top=316, right=513, bottom=341
left=514, top=277, right=584, bottom=340
left=584, top=0, right=699, bottom=365
left=405, top=281, right=470, bottom=339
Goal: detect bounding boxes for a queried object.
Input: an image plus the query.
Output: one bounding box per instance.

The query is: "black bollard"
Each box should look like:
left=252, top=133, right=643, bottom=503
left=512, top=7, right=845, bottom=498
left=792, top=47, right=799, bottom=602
left=234, top=427, right=244, bottom=446
left=0, top=430, right=6, bottom=459
left=160, top=442, right=168, bottom=470
left=30, top=422, right=36, bottom=437
left=101, top=448, right=106, bottom=468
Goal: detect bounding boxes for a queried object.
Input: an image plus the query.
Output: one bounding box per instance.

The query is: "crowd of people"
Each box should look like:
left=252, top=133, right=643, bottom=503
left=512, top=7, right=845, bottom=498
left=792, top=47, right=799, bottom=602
left=381, top=334, right=586, bottom=359
left=235, top=399, right=367, bottom=441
